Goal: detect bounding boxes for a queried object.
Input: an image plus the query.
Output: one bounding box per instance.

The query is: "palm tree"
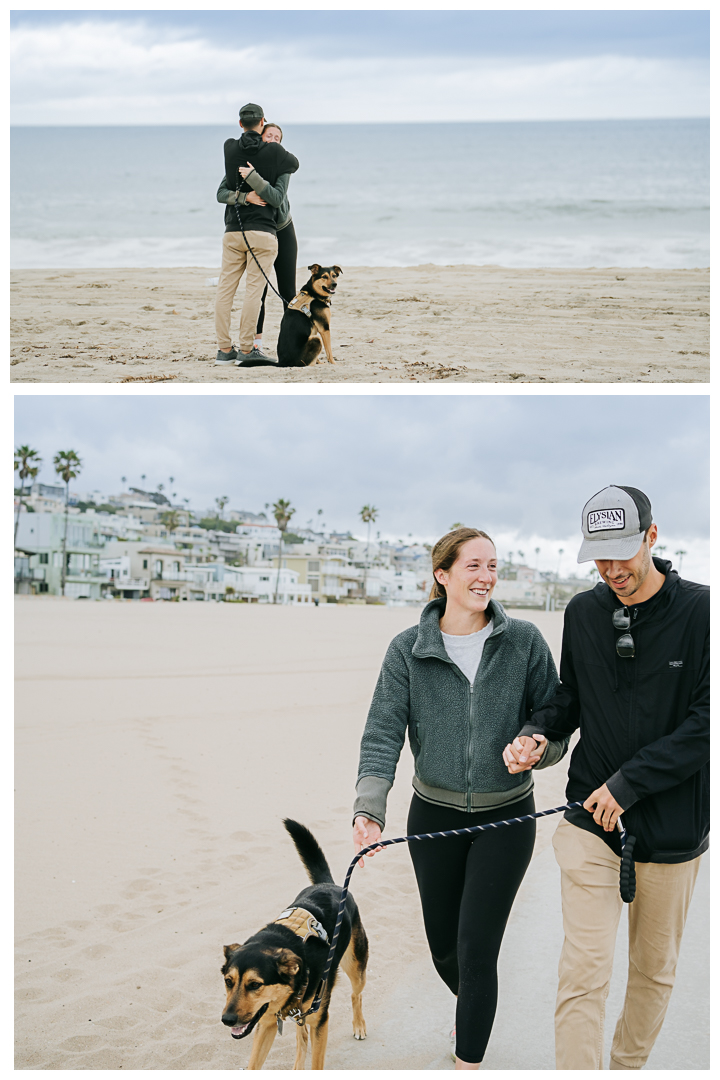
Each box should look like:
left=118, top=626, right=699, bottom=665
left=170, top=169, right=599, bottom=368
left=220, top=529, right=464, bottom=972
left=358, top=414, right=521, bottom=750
left=517, top=549, right=525, bottom=563
left=450, top=522, right=464, bottom=530
left=160, top=509, right=181, bottom=534
left=272, top=498, right=295, bottom=604
left=140, top=474, right=146, bottom=486
left=53, top=449, right=83, bottom=596
left=359, top=505, right=378, bottom=598
left=215, top=496, right=229, bottom=521
left=121, top=475, right=127, bottom=490
left=14, top=445, right=42, bottom=545
left=557, top=548, right=564, bottom=581
left=675, top=549, right=686, bottom=574
left=534, top=547, right=541, bottom=572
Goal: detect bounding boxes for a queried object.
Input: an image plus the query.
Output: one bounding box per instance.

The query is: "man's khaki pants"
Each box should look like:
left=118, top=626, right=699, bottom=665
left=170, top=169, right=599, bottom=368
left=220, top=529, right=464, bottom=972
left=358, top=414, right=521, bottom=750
left=215, top=230, right=278, bottom=353
left=553, top=818, right=701, bottom=1070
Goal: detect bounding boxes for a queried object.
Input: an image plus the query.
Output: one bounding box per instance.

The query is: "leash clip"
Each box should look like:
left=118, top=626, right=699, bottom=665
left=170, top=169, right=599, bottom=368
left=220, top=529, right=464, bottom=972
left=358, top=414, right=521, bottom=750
left=285, top=1007, right=306, bottom=1028
left=275, top=1013, right=284, bottom=1035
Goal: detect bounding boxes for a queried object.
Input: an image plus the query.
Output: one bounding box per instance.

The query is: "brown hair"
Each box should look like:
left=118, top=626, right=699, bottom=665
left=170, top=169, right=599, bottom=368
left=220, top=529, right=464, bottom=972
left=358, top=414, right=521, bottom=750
left=429, top=527, right=495, bottom=600
left=263, top=122, right=283, bottom=141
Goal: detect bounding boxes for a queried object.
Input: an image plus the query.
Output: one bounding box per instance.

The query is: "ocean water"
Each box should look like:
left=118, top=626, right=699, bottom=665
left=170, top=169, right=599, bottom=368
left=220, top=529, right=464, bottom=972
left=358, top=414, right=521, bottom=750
left=10, top=120, right=708, bottom=269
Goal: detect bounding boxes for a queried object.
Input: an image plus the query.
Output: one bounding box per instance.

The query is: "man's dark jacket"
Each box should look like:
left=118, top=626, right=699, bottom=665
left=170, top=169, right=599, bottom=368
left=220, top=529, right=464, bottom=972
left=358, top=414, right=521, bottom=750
left=519, top=558, right=709, bottom=863
left=222, top=131, right=299, bottom=234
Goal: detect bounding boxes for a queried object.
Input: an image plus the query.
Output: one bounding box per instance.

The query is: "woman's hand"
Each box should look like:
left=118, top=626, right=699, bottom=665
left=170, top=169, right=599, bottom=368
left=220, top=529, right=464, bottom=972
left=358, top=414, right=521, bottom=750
left=246, top=191, right=266, bottom=206
left=353, top=816, right=383, bottom=868
left=502, top=734, right=547, bottom=774
left=238, top=164, right=255, bottom=180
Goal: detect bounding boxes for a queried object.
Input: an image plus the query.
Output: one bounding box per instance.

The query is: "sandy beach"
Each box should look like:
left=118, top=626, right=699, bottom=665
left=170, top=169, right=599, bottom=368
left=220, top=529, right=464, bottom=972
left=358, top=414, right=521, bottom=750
left=15, top=599, right=708, bottom=1070
left=10, top=265, right=708, bottom=383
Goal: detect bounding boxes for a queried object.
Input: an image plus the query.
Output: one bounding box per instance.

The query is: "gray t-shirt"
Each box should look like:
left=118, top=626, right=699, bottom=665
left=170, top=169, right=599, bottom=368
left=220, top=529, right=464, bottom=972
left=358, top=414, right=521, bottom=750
left=441, top=619, right=494, bottom=684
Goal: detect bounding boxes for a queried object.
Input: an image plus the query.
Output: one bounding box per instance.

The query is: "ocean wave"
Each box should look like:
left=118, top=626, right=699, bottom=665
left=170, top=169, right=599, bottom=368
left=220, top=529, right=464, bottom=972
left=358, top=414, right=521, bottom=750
left=10, top=233, right=709, bottom=270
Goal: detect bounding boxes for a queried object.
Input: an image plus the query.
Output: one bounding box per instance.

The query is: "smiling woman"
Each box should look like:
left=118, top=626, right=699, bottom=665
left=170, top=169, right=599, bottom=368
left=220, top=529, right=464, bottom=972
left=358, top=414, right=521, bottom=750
left=352, top=524, right=568, bottom=1069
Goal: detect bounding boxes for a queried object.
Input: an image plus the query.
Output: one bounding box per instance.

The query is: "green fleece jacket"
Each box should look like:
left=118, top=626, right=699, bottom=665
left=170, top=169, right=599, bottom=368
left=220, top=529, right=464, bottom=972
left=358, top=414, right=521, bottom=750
left=216, top=169, right=292, bottom=231
left=354, top=597, right=568, bottom=828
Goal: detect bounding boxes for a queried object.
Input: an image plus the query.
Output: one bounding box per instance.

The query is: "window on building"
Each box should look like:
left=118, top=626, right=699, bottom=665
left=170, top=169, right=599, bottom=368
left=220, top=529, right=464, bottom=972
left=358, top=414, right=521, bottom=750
left=172, top=561, right=181, bottom=576
left=154, top=560, right=163, bottom=577
left=142, top=559, right=148, bottom=569
left=38, top=553, right=48, bottom=564
left=308, top=561, right=320, bottom=572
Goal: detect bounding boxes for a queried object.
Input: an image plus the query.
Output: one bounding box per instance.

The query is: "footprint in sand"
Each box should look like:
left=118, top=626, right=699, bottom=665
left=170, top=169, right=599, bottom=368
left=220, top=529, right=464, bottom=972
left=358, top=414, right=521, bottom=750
left=58, top=1035, right=102, bottom=1052
left=50, top=967, right=83, bottom=982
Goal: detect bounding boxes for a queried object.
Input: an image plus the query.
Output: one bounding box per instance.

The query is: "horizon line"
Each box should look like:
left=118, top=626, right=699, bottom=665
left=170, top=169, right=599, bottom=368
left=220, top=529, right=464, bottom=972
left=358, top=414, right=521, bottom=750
left=9, top=116, right=709, bottom=129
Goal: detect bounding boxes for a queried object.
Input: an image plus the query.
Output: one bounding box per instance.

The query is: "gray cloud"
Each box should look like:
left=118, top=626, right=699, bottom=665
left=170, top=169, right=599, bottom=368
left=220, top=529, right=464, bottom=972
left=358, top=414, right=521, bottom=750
left=14, top=395, right=709, bottom=544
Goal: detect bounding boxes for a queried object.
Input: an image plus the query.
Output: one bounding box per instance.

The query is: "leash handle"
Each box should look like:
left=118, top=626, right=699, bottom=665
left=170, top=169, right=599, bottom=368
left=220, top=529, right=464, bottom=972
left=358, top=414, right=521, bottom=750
left=307, top=799, right=586, bottom=1016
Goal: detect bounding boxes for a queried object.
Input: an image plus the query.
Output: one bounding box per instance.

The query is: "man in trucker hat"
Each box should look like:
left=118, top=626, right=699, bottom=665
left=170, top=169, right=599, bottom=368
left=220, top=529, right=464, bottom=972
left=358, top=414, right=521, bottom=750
left=504, top=485, right=709, bottom=1069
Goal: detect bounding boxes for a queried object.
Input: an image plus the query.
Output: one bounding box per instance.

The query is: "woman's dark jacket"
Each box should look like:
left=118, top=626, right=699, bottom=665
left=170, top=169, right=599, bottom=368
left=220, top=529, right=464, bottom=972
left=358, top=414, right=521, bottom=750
left=355, top=597, right=567, bottom=828
left=518, top=559, right=709, bottom=863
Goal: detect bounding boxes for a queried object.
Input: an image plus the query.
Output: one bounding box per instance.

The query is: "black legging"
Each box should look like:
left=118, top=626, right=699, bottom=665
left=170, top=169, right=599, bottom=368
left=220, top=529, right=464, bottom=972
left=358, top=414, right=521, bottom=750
left=407, top=791, right=535, bottom=1064
left=256, top=220, right=298, bottom=335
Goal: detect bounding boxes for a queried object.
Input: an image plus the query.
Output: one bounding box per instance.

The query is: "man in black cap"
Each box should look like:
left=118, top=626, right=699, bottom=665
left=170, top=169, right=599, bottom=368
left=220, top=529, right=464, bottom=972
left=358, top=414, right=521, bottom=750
left=504, top=486, right=709, bottom=1070
left=214, top=103, right=299, bottom=365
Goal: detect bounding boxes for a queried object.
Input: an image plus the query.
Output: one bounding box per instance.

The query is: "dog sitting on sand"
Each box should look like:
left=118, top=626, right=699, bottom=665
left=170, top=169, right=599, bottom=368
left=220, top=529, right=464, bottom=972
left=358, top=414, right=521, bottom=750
left=237, top=265, right=342, bottom=368
left=220, top=818, right=368, bottom=1070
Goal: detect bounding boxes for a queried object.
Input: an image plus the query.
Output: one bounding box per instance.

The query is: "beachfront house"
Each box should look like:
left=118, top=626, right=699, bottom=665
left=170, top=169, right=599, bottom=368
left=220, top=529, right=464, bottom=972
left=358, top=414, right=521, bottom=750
left=15, top=512, right=108, bottom=598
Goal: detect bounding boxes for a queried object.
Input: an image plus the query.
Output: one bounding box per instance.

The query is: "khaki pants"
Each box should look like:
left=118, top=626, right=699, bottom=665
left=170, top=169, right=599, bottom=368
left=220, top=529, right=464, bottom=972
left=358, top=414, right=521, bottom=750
left=553, top=818, right=701, bottom=1070
left=215, top=230, right=278, bottom=352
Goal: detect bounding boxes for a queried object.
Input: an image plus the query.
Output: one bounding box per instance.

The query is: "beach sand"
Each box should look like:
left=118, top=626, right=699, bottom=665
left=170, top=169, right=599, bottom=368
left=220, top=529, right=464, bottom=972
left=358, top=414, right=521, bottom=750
left=15, top=600, right=707, bottom=1070
left=10, top=266, right=709, bottom=383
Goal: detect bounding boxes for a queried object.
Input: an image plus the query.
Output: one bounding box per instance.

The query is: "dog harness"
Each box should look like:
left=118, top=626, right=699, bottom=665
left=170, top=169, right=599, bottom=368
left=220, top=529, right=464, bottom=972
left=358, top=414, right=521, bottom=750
left=273, top=906, right=329, bottom=944
left=272, top=907, right=329, bottom=1032
left=287, top=291, right=330, bottom=319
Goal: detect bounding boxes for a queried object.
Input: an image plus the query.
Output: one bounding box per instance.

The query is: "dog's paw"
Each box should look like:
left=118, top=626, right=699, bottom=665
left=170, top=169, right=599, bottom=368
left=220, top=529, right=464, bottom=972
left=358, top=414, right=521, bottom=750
left=353, top=1025, right=367, bottom=1041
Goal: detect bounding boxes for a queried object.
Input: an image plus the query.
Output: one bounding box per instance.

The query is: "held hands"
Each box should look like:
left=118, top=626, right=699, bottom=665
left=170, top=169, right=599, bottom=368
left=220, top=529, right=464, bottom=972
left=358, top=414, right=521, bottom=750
left=353, top=816, right=383, bottom=868
left=502, top=734, right=547, bottom=774
left=246, top=191, right=266, bottom=206
left=238, top=164, right=255, bottom=180
left=583, top=784, right=624, bottom=832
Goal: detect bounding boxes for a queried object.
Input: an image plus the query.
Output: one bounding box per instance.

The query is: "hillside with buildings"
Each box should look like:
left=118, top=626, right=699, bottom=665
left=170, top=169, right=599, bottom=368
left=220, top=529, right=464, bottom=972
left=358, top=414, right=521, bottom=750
left=14, top=482, right=594, bottom=607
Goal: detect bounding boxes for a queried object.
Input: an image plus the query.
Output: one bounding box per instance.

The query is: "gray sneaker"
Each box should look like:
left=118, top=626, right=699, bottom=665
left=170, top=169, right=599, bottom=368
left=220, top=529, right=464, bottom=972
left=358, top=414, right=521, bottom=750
left=236, top=347, right=273, bottom=364
left=215, top=347, right=238, bottom=365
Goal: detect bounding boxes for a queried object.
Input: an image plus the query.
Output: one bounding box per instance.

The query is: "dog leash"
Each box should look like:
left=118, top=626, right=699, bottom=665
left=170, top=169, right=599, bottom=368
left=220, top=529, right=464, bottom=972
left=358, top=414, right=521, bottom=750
left=303, top=800, right=637, bottom=1018
left=233, top=194, right=286, bottom=304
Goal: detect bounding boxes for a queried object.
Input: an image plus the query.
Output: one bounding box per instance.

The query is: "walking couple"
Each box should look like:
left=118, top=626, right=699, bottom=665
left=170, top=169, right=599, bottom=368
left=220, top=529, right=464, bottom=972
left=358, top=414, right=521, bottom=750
left=353, top=485, right=709, bottom=1069
left=214, top=102, right=299, bottom=366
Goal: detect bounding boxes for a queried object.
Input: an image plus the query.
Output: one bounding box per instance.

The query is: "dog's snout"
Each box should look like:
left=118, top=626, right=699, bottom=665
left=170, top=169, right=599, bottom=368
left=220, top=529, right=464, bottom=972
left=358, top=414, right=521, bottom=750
left=222, top=1012, right=237, bottom=1026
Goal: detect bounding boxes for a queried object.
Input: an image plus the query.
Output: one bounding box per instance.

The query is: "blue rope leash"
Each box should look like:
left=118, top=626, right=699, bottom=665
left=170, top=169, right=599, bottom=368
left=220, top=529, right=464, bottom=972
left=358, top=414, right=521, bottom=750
left=306, top=799, right=590, bottom=1016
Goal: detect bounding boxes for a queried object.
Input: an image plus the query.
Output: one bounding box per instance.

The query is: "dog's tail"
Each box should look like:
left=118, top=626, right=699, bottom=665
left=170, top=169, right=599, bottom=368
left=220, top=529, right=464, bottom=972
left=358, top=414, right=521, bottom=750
left=283, top=819, right=335, bottom=885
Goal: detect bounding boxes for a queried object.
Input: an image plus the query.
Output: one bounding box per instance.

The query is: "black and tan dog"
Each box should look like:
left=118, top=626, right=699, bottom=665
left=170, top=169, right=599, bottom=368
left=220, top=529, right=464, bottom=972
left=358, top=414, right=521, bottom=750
left=237, top=265, right=342, bottom=368
left=221, top=818, right=368, bottom=1070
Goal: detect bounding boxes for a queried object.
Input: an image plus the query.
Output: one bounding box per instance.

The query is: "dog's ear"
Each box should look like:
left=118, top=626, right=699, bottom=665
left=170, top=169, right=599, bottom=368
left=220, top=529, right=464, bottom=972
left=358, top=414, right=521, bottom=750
left=223, top=943, right=242, bottom=959
left=331, top=265, right=343, bottom=275
left=307, top=263, right=321, bottom=275
left=274, top=948, right=301, bottom=977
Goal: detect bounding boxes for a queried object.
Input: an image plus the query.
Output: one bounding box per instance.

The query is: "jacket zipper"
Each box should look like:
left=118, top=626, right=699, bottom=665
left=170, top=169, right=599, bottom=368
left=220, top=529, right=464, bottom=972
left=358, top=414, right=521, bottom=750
left=466, top=684, right=474, bottom=812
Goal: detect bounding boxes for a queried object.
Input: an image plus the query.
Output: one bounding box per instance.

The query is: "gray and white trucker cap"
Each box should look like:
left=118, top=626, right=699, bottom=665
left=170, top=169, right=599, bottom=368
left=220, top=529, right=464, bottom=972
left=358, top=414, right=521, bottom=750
left=577, top=485, right=652, bottom=563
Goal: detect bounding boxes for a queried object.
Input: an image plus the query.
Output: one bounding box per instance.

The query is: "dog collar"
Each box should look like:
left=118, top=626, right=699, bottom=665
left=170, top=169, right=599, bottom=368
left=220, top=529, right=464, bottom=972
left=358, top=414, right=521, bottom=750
left=273, top=906, right=329, bottom=944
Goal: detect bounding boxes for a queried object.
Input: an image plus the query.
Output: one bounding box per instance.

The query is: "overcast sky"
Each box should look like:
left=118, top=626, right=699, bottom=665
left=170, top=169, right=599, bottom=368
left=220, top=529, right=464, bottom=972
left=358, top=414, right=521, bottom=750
left=14, top=394, right=709, bottom=581
left=10, top=10, right=709, bottom=125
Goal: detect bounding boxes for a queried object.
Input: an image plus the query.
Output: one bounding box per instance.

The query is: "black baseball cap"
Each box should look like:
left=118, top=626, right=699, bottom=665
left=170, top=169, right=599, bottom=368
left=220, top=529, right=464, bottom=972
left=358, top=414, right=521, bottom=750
left=577, top=485, right=653, bottom=563
left=239, top=103, right=264, bottom=122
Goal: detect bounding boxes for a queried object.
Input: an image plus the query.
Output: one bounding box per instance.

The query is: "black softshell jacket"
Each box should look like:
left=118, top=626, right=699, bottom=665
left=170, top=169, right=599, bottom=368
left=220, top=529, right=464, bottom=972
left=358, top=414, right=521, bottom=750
left=518, top=559, right=709, bottom=863
left=223, top=131, right=299, bottom=234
